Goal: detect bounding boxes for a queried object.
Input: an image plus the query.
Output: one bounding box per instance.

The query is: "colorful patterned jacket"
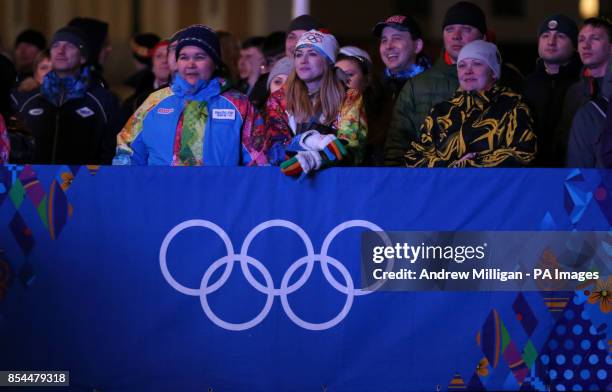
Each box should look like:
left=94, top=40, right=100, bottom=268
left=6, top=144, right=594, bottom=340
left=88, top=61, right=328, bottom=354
left=0, top=113, right=9, bottom=163
left=405, top=85, right=537, bottom=168
left=113, top=75, right=267, bottom=166
left=263, top=86, right=367, bottom=165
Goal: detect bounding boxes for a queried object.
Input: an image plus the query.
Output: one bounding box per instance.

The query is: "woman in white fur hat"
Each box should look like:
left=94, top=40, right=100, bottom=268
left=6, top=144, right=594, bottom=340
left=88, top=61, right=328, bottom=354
left=263, top=30, right=367, bottom=176
left=405, top=40, right=537, bottom=168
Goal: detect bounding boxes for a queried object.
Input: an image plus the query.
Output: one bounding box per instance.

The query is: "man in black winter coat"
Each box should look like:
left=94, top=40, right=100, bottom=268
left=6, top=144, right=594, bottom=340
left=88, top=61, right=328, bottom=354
left=555, top=17, right=612, bottom=165
left=523, top=15, right=581, bottom=167
left=11, top=26, right=120, bottom=165
left=601, top=98, right=612, bottom=168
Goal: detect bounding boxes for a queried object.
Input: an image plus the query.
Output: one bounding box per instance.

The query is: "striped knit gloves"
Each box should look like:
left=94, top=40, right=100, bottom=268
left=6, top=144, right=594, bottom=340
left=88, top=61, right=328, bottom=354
left=280, top=130, right=349, bottom=176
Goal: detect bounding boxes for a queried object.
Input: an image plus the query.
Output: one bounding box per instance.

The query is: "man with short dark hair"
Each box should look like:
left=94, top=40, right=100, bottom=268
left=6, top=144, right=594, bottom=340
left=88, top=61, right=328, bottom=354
left=523, top=15, right=581, bottom=167
left=12, top=26, right=120, bottom=164
left=566, top=54, right=612, bottom=168
left=384, top=1, right=487, bottom=166
left=557, top=17, right=612, bottom=164
left=238, top=36, right=266, bottom=96
left=373, top=14, right=429, bottom=101
left=248, top=31, right=287, bottom=111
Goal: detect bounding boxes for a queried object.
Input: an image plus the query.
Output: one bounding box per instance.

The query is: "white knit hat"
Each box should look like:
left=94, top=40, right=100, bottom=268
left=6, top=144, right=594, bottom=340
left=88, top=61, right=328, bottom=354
left=295, top=29, right=339, bottom=63
left=339, top=46, right=372, bottom=65
left=457, top=40, right=502, bottom=79
left=267, top=56, right=293, bottom=89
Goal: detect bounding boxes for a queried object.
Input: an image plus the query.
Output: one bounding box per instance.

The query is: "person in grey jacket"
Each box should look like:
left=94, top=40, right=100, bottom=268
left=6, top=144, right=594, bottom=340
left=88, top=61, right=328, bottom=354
left=566, top=56, right=612, bottom=167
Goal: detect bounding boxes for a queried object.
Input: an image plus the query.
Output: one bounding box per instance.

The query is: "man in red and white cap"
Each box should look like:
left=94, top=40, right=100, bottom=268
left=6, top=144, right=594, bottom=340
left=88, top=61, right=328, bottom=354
left=385, top=1, right=495, bottom=166
left=373, top=14, right=429, bottom=101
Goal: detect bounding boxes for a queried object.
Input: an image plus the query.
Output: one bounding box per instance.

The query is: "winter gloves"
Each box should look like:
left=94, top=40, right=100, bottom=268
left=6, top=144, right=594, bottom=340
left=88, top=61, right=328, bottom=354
left=280, top=130, right=349, bottom=176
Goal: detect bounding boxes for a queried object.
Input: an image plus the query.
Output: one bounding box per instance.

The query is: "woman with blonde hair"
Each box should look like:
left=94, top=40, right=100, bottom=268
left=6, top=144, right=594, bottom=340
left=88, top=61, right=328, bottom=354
left=17, top=49, right=51, bottom=93
left=264, top=30, right=367, bottom=175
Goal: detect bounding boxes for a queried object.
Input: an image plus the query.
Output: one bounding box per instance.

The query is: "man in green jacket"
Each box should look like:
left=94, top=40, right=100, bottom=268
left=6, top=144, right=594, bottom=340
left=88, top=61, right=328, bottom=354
left=384, top=1, right=486, bottom=166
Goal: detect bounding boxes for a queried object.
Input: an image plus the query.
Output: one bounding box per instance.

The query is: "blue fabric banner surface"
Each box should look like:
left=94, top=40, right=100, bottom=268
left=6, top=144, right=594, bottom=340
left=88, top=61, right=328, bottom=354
left=0, top=166, right=610, bottom=391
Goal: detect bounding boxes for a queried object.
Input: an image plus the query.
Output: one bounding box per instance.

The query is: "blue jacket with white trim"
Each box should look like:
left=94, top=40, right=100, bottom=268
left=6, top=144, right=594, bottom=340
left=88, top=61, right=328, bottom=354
left=125, top=75, right=267, bottom=166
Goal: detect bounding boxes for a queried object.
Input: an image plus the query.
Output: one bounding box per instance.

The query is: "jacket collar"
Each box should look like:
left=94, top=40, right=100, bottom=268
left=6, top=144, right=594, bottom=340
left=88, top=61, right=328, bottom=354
left=534, top=53, right=582, bottom=78
left=384, top=63, right=427, bottom=80
left=41, top=67, right=90, bottom=106
left=171, top=74, right=223, bottom=102
left=455, top=84, right=505, bottom=109
left=433, top=54, right=458, bottom=77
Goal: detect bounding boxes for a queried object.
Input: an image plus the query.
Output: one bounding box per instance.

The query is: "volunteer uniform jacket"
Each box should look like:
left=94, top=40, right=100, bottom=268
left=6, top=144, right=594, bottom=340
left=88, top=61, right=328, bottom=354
left=114, top=75, right=267, bottom=166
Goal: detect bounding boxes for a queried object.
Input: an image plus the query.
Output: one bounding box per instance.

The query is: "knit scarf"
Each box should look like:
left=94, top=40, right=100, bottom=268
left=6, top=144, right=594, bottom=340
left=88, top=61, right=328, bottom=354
left=41, top=67, right=90, bottom=107
left=171, top=74, right=222, bottom=166
left=384, top=62, right=426, bottom=80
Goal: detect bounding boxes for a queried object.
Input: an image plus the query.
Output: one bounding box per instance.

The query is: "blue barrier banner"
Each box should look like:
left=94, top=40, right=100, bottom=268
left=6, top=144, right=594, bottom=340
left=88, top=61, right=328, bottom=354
left=0, top=165, right=610, bottom=391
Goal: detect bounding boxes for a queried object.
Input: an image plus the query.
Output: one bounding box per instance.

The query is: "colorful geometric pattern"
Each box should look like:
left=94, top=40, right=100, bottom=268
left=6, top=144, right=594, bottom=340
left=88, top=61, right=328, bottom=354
left=564, top=170, right=593, bottom=225
left=562, top=169, right=612, bottom=227
left=535, top=297, right=610, bottom=391
left=0, top=164, right=102, bottom=303
left=0, top=164, right=98, bottom=256
left=449, top=288, right=611, bottom=391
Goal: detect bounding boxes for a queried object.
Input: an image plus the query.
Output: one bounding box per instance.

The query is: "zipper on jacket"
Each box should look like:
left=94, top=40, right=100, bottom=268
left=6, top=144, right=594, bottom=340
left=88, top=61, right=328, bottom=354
left=51, top=88, right=65, bottom=164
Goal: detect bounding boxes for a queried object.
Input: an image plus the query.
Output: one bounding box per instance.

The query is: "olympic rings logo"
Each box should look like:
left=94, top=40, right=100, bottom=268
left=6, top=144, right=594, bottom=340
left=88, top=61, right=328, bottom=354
left=304, top=32, right=323, bottom=44
left=160, top=219, right=393, bottom=331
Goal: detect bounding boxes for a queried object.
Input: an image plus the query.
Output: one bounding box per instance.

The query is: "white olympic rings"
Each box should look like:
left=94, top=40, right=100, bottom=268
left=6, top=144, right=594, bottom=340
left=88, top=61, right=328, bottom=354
left=159, top=219, right=393, bottom=331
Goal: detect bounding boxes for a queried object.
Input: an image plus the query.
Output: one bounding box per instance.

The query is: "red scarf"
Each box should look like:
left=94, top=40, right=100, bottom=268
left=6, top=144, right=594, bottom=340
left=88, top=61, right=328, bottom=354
left=444, top=51, right=454, bottom=65
left=583, top=68, right=596, bottom=98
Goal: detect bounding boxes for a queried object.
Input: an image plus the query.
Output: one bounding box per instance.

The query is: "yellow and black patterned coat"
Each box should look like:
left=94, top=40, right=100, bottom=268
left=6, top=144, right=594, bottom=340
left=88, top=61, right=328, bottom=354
left=405, top=85, right=537, bottom=168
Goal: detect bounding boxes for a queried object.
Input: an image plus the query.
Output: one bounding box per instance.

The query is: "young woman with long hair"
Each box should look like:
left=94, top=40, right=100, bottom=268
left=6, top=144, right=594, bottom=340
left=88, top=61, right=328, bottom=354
left=264, top=30, right=367, bottom=175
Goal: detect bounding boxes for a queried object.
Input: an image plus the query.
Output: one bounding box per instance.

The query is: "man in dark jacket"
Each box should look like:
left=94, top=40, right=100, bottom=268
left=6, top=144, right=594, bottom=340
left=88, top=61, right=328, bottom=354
left=248, top=31, right=286, bottom=111
left=566, top=58, right=612, bottom=167
left=373, top=14, right=430, bottom=102
left=238, top=36, right=266, bottom=96
left=523, top=15, right=581, bottom=167
left=384, top=1, right=487, bottom=166
left=600, top=98, right=612, bottom=167
left=12, top=26, right=120, bottom=165
left=556, top=17, right=612, bottom=164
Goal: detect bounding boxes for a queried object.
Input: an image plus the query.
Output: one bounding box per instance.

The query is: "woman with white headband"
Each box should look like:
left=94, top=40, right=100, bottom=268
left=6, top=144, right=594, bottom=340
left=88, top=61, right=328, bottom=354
left=405, top=40, right=537, bottom=167
left=264, top=30, right=367, bottom=176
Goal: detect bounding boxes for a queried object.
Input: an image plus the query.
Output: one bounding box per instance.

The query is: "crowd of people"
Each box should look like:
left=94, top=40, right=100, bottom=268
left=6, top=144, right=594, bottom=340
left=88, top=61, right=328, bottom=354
left=1, top=1, right=612, bottom=172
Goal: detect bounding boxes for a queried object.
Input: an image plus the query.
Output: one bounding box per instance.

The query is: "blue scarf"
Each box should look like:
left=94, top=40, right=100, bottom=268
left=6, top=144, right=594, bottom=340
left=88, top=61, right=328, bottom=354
left=41, top=68, right=90, bottom=107
left=384, top=62, right=427, bottom=81
left=171, top=74, right=222, bottom=103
